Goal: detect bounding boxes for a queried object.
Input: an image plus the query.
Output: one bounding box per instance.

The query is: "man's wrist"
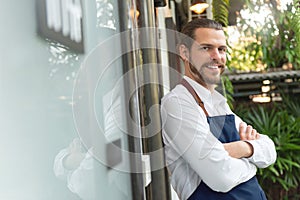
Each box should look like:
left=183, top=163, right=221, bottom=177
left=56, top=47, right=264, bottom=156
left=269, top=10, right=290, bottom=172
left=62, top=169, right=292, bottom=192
left=242, top=141, right=254, bottom=158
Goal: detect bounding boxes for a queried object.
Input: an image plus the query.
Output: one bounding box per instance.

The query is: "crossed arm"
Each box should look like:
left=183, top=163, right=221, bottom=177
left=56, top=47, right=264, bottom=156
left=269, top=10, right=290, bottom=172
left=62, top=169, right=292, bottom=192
left=223, top=122, right=259, bottom=159
left=161, top=94, right=277, bottom=192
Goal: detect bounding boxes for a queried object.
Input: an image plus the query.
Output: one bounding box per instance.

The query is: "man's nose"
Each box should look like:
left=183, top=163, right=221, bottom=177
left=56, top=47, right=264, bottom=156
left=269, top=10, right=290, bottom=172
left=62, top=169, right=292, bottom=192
left=210, top=48, right=222, bottom=60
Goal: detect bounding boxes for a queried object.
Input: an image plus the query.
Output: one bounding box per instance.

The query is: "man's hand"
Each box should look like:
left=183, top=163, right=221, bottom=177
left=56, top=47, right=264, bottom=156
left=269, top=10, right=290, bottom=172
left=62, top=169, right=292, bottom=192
left=223, top=122, right=260, bottom=159
left=239, top=122, right=260, bottom=140
left=63, top=138, right=86, bottom=170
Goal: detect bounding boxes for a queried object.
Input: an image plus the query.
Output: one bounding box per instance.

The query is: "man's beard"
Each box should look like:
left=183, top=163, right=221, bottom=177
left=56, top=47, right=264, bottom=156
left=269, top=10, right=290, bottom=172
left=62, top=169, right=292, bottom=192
left=189, top=61, right=224, bottom=86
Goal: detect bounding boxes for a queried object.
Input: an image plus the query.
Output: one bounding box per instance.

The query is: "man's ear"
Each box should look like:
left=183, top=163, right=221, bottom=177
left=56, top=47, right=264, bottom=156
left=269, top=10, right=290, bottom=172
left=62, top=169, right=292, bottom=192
left=179, top=44, right=189, bottom=61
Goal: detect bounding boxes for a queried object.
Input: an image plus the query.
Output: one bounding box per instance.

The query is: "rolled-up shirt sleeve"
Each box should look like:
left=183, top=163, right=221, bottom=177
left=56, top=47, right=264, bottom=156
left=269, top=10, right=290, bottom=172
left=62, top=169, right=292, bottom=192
left=245, top=135, right=277, bottom=168
left=234, top=115, right=277, bottom=168
left=161, top=94, right=257, bottom=192
left=53, top=148, right=73, bottom=181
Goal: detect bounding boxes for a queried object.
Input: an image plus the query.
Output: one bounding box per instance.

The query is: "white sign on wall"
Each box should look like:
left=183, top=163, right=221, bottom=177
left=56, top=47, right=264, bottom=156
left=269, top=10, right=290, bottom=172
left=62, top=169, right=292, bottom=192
left=36, top=0, right=85, bottom=53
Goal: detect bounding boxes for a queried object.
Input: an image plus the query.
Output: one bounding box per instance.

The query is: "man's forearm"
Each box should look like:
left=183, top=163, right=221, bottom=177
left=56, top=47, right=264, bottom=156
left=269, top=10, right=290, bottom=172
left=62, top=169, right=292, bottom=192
left=223, top=141, right=254, bottom=158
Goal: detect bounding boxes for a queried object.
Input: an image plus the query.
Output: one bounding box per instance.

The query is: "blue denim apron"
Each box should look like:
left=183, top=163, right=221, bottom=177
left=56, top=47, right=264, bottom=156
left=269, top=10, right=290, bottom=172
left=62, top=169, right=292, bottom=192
left=181, top=79, right=267, bottom=200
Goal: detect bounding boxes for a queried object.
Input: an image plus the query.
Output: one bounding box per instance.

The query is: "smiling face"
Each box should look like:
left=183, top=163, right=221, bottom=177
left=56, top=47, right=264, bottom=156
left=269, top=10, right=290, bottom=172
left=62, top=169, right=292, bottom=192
left=181, top=28, right=227, bottom=90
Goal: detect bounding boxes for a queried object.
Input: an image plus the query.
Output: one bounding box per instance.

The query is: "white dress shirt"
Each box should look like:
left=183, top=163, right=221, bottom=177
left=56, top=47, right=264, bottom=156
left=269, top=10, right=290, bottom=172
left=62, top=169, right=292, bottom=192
left=160, top=76, right=276, bottom=200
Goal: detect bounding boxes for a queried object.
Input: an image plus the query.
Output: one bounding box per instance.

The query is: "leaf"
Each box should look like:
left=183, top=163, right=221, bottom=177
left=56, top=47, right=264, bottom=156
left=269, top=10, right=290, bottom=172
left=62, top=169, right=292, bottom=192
left=268, top=165, right=280, bottom=176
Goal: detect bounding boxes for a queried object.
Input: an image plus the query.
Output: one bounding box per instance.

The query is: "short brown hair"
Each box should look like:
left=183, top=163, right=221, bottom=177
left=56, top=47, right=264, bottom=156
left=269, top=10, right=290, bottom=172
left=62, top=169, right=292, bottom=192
left=179, top=18, right=223, bottom=50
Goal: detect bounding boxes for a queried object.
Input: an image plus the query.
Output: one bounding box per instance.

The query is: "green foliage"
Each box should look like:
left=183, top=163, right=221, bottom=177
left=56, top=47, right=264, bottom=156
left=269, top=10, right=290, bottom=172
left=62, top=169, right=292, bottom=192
left=260, top=3, right=300, bottom=69
left=290, top=0, right=300, bottom=59
left=280, top=93, right=300, bottom=118
left=221, top=75, right=234, bottom=109
left=212, top=0, right=229, bottom=27
left=228, top=36, right=264, bottom=72
left=235, top=97, right=300, bottom=199
left=229, top=1, right=300, bottom=71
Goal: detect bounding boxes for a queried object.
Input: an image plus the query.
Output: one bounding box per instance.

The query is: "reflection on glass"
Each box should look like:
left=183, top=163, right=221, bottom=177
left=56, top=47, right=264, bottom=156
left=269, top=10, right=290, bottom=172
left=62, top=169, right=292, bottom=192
left=46, top=39, right=79, bottom=80
left=96, top=0, right=116, bottom=29
left=53, top=83, right=129, bottom=199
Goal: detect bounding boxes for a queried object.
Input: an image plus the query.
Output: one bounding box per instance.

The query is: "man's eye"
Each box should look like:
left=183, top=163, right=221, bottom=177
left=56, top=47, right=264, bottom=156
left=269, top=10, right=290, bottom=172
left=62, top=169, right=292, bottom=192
left=219, top=48, right=227, bottom=53
left=200, top=46, right=209, bottom=51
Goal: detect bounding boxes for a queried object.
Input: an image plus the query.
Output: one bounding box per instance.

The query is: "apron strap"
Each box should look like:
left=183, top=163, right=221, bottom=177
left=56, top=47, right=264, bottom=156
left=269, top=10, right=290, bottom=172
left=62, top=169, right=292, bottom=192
left=180, top=78, right=209, bottom=117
